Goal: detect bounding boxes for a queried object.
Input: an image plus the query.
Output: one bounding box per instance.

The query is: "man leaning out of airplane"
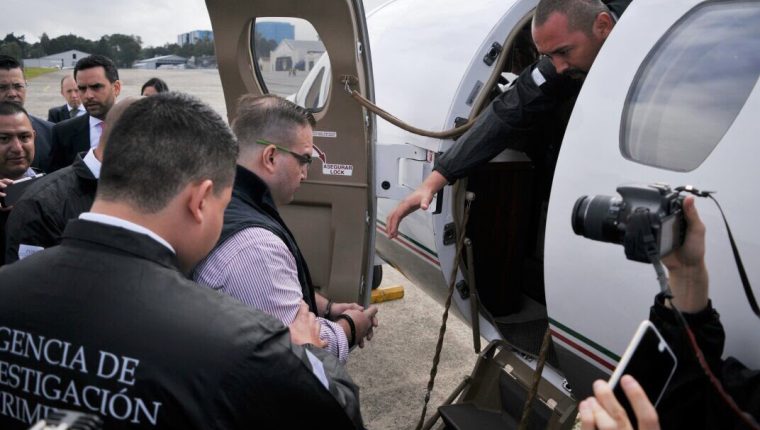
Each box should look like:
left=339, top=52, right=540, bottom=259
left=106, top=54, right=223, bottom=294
left=577, top=197, right=760, bottom=430
left=386, top=0, right=630, bottom=237
left=194, top=94, right=379, bottom=365
left=0, top=93, right=363, bottom=429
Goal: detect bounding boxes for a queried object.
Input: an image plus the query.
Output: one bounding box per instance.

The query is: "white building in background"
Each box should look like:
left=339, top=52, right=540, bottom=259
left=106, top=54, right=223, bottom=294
left=268, top=40, right=325, bottom=72
left=177, top=30, right=214, bottom=46
left=133, top=55, right=188, bottom=70
left=23, top=50, right=91, bottom=69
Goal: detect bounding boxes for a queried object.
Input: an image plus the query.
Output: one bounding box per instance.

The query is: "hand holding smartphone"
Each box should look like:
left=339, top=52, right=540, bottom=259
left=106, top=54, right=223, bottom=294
left=608, top=320, right=677, bottom=427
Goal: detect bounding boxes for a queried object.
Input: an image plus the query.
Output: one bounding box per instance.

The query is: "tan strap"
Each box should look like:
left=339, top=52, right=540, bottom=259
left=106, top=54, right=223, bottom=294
left=343, top=77, right=475, bottom=139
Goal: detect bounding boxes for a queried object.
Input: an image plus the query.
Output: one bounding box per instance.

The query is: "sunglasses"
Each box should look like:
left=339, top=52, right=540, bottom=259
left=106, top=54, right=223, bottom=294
left=255, top=139, right=313, bottom=166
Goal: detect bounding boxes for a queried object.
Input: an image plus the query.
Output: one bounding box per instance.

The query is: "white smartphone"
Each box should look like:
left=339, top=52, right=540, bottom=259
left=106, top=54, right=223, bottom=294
left=608, top=320, right=677, bottom=425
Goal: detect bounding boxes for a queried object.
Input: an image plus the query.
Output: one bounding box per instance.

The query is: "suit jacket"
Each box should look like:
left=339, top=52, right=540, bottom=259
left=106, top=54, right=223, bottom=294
left=47, top=104, right=74, bottom=124
left=49, top=113, right=90, bottom=172
left=0, top=219, right=363, bottom=429
left=30, top=115, right=53, bottom=172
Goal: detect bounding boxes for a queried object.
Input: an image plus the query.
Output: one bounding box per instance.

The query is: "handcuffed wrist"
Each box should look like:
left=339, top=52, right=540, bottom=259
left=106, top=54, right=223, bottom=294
left=334, top=314, right=356, bottom=348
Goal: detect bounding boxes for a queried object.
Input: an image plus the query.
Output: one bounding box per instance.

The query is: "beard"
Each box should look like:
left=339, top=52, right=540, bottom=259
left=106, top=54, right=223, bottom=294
left=563, top=68, right=588, bottom=80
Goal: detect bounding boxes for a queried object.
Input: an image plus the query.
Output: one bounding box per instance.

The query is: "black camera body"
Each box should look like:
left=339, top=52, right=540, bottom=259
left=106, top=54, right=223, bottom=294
left=572, top=184, right=686, bottom=263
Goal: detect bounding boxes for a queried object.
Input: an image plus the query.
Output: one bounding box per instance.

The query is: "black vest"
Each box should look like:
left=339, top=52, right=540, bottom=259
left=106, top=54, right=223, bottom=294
left=217, top=165, right=318, bottom=313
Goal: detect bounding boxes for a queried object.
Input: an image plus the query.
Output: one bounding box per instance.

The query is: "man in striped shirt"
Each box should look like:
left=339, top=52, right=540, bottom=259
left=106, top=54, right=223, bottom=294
left=194, top=94, right=378, bottom=364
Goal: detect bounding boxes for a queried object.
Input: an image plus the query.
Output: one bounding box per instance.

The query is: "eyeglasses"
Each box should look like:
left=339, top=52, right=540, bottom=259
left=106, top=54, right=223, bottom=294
left=255, top=139, right=313, bottom=166
left=0, top=82, right=28, bottom=92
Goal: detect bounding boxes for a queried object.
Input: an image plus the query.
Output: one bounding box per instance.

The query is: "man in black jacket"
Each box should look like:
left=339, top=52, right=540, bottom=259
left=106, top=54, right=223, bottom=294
left=0, top=93, right=363, bottom=429
left=48, top=55, right=121, bottom=172
left=578, top=197, right=760, bottom=430
left=0, top=102, right=38, bottom=267
left=386, top=0, right=630, bottom=236
left=47, top=75, right=84, bottom=124
left=4, top=97, right=139, bottom=263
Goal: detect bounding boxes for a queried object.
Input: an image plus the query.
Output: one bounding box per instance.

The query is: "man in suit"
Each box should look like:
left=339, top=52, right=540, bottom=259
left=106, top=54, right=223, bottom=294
left=47, top=75, right=84, bottom=123
left=49, top=55, right=121, bottom=172
left=0, top=55, right=53, bottom=172
left=0, top=93, right=363, bottom=429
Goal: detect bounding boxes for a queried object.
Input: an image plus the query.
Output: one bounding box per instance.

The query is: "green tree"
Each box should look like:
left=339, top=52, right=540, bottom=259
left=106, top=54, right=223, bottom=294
left=39, top=33, right=50, bottom=56
left=0, top=42, right=22, bottom=60
left=99, top=34, right=142, bottom=68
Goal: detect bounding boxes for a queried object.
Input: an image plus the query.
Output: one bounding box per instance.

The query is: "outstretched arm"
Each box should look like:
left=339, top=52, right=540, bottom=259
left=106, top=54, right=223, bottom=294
left=386, top=171, right=447, bottom=238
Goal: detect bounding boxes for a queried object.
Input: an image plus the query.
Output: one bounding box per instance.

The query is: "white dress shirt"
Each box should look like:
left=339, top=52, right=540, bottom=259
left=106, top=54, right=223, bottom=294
left=79, top=212, right=176, bottom=254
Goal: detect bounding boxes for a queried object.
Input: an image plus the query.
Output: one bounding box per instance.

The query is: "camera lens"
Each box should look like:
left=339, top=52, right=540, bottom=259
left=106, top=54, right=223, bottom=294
left=571, top=195, right=623, bottom=243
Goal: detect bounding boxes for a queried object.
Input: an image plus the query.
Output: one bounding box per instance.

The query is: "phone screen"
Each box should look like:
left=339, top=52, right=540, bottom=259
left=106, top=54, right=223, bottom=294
left=609, top=321, right=677, bottom=426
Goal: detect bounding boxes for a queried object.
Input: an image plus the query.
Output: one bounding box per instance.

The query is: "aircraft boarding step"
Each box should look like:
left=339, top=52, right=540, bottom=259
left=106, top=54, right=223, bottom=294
left=435, top=340, right=576, bottom=430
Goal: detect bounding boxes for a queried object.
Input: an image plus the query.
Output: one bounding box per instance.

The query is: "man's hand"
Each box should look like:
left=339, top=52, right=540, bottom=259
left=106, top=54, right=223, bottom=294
left=330, top=302, right=363, bottom=318
left=341, top=305, right=379, bottom=348
left=661, top=196, right=709, bottom=313
left=386, top=171, right=448, bottom=239
left=289, top=301, right=327, bottom=348
left=0, top=178, right=13, bottom=210
left=579, top=376, right=660, bottom=430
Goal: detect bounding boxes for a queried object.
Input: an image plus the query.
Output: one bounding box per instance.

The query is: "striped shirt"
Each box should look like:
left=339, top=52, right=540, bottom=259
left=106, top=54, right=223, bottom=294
left=193, top=227, right=349, bottom=363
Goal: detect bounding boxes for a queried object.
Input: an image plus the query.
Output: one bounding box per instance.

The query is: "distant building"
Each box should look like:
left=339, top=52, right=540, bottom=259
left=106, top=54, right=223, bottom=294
left=133, top=55, right=188, bottom=70
left=269, top=39, right=326, bottom=72
left=256, top=22, right=295, bottom=44
left=177, top=30, right=213, bottom=46
left=23, top=49, right=91, bottom=69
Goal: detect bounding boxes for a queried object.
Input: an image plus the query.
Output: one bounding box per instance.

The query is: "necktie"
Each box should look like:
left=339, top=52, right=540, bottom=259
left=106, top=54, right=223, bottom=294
left=69, top=108, right=78, bottom=118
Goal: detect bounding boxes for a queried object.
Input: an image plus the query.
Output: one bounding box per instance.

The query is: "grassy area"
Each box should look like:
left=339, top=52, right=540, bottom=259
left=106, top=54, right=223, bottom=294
left=25, top=67, right=58, bottom=79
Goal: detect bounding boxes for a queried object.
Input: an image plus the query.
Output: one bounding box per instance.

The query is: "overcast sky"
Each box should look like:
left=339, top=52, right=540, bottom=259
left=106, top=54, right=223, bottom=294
left=4, top=0, right=387, bottom=48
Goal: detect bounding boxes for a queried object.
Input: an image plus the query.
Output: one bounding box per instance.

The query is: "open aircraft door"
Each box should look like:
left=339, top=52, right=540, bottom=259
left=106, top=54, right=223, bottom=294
left=206, top=0, right=376, bottom=306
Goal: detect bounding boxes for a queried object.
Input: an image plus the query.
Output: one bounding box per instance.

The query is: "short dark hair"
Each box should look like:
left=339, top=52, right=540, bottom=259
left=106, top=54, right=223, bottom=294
left=232, top=94, right=315, bottom=152
left=74, top=55, right=119, bottom=83
left=534, top=0, right=609, bottom=35
left=98, top=92, right=238, bottom=213
left=0, top=101, right=30, bottom=120
left=0, top=55, right=23, bottom=72
left=141, top=77, right=170, bottom=95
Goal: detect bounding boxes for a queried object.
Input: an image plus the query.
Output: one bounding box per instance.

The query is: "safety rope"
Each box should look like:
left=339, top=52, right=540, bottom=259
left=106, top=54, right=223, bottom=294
left=517, top=327, right=553, bottom=430
left=343, top=77, right=476, bottom=139
left=415, top=193, right=474, bottom=430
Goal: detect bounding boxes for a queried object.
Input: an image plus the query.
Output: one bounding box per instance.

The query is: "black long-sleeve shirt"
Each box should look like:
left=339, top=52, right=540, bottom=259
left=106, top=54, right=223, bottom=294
left=649, top=294, right=760, bottom=429
left=434, top=0, right=631, bottom=184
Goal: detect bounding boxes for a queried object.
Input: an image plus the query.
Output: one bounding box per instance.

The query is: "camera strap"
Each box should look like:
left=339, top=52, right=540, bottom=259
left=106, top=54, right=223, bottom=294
left=676, top=186, right=760, bottom=320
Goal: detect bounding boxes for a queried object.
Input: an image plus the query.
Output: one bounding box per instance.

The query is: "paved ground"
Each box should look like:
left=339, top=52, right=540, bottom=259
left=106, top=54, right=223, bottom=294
left=24, top=68, right=481, bottom=430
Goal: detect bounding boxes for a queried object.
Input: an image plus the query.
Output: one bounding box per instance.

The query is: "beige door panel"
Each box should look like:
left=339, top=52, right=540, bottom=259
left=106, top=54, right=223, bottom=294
left=206, top=0, right=375, bottom=304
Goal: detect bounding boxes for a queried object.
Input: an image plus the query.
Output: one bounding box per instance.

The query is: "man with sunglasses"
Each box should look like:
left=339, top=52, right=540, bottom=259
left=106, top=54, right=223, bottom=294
left=194, top=94, right=378, bottom=365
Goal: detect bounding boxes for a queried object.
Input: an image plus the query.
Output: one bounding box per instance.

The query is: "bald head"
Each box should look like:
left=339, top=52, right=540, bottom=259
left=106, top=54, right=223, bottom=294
left=60, top=75, right=81, bottom=109
left=95, top=96, right=143, bottom=160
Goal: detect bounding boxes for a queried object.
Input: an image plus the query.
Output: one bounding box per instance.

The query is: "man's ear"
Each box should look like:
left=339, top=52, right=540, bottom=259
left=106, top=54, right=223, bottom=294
left=187, top=179, right=215, bottom=224
left=113, top=80, right=122, bottom=97
left=594, top=12, right=614, bottom=40
left=261, top=145, right=278, bottom=174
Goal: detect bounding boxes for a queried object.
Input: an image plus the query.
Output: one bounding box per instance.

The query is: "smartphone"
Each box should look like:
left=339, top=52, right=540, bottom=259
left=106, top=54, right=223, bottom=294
left=0, top=173, right=45, bottom=208
left=608, top=320, right=677, bottom=426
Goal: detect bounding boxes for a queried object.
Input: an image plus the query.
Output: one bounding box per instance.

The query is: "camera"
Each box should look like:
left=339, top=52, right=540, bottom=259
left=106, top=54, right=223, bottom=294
left=571, top=184, right=686, bottom=263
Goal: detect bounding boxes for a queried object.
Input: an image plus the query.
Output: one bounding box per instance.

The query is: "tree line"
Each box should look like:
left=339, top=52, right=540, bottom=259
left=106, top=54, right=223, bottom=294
left=0, top=31, right=281, bottom=69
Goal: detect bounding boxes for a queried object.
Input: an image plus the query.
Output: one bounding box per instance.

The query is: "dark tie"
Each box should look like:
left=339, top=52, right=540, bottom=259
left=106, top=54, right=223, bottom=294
left=69, top=108, right=78, bottom=118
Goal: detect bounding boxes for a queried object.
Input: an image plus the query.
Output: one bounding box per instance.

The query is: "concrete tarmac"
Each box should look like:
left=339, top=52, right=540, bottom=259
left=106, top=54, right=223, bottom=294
left=23, top=68, right=483, bottom=430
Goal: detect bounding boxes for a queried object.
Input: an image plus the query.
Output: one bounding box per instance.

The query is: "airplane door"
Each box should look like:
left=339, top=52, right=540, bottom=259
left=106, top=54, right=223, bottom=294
left=206, top=0, right=376, bottom=305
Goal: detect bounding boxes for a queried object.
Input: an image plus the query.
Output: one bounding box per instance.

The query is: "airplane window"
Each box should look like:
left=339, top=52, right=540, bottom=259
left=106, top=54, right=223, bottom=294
left=621, top=1, right=760, bottom=172
left=250, top=18, right=331, bottom=111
